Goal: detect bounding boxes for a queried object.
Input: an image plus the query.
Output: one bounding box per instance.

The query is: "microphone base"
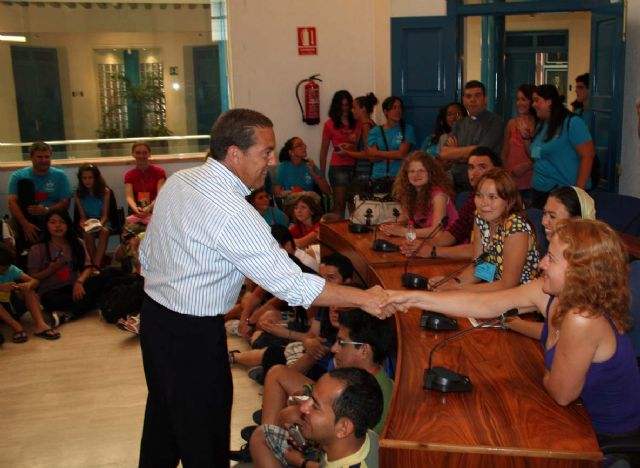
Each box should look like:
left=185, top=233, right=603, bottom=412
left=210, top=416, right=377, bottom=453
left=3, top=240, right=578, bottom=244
left=348, top=223, right=372, bottom=234
left=420, top=311, right=458, bottom=331
left=424, top=367, right=472, bottom=393
left=372, top=239, right=400, bottom=252
left=401, top=273, right=428, bottom=289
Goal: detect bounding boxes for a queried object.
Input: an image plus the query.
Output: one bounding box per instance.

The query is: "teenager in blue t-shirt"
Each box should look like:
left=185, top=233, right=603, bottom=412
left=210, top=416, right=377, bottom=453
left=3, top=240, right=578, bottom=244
left=528, top=85, right=595, bottom=209
left=367, top=96, right=416, bottom=180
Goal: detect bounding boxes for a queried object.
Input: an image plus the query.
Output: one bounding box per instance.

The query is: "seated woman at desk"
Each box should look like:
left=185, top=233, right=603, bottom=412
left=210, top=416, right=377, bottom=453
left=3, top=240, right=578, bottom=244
left=385, top=219, right=640, bottom=457
left=507, top=185, right=595, bottom=339
left=380, top=151, right=458, bottom=238
left=435, top=168, right=539, bottom=292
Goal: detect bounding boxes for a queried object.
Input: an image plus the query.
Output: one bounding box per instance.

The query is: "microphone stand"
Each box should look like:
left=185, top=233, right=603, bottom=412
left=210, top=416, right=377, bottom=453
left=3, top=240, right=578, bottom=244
left=372, top=223, right=400, bottom=252
left=427, top=252, right=490, bottom=291
left=424, top=308, right=519, bottom=392
left=401, top=216, right=449, bottom=289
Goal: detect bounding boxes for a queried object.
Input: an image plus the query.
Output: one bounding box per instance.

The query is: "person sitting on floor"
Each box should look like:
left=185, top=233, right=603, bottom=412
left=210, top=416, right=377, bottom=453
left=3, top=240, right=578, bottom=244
left=240, top=309, right=394, bottom=464
left=113, top=222, right=146, bottom=335
left=7, top=141, right=72, bottom=257
left=124, top=142, right=166, bottom=226
left=230, top=253, right=354, bottom=384
left=73, top=164, right=113, bottom=268
left=248, top=186, right=289, bottom=227
left=0, top=243, right=60, bottom=343
left=288, top=194, right=323, bottom=250
left=27, top=209, right=100, bottom=326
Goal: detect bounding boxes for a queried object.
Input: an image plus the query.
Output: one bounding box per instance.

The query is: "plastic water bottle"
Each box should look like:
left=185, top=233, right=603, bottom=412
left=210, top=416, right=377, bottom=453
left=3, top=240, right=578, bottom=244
left=406, top=220, right=417, bottom=243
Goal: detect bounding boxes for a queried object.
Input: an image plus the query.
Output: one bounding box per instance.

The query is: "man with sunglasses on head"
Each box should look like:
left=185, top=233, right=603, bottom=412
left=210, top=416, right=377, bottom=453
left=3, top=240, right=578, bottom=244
left=248, top=308, right=394, bottom=467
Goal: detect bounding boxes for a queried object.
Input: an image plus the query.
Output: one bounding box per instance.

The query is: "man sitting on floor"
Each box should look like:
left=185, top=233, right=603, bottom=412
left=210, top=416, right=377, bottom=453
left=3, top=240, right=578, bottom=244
left=245, top=309, right=394, bottom=465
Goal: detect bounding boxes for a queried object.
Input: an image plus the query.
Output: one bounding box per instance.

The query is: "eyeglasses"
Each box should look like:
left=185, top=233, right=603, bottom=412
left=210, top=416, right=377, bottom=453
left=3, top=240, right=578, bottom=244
left=336, top=338, right=365, bottom=347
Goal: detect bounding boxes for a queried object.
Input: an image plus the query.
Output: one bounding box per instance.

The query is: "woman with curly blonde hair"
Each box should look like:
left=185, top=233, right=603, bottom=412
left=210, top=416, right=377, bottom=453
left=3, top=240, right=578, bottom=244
left=380, top=151, right=458, bottom=238
left=384, top=218, right=640, bottom=457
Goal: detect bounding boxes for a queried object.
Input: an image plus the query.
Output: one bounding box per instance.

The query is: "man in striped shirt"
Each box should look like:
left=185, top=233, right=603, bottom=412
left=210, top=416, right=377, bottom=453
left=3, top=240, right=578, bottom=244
left=138, top=108, right=394, bottom=467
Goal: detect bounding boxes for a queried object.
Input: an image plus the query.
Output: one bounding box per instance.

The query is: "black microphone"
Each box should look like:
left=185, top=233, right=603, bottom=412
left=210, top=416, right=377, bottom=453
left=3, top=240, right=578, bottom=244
left=372, top=223, right=400, bottom=252
left=401, top=216, right=449, bottom=289
left=348, top=199, right=372, bottom=233
left=423, top=308, right=519, bottom=393
left=427, top=251, right=490, bottom=291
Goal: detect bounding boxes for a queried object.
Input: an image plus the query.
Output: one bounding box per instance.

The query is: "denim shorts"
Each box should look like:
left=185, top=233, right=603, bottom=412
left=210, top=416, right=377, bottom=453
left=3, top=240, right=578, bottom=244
left=328, top=165, right=353, bottom=188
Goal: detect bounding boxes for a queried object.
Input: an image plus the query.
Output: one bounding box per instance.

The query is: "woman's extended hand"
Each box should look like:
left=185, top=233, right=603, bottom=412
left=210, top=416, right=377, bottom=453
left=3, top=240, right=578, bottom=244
left=379, top=223, right=405, bottom=237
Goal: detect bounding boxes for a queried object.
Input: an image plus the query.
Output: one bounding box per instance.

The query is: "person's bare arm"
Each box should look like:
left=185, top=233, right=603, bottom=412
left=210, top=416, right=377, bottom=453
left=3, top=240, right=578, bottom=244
left=574, top=141, right=595, bottom=189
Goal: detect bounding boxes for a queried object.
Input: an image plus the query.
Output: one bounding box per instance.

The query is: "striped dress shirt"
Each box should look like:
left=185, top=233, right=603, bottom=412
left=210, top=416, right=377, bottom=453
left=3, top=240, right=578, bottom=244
left=140, top=158, right=325, bottom=317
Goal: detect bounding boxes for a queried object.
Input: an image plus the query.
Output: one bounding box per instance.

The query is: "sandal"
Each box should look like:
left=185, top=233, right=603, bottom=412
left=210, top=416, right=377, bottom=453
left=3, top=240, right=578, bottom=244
left=12, top=330, right=28, bottom=344
left=122, top=315, right=140, bottom=335
left=34, top=328, right=61, bottom=341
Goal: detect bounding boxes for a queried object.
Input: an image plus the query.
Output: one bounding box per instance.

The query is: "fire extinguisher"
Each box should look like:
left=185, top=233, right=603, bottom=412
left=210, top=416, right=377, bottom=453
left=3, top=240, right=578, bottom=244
left=296, top=74, right=322, bottom=125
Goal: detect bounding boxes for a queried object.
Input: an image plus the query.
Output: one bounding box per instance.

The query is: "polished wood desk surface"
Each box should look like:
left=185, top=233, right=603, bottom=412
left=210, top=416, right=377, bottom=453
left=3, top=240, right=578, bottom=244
left=319, top=221, right=601, bottom=467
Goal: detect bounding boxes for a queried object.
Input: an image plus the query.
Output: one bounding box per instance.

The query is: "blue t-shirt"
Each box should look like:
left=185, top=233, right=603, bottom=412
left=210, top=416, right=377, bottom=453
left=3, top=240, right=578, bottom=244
left=8, top=167, right=72, bottom=207
left=530, top=116, right=592, bottom=192
left=275, top=161, right=318, bottom=191
left=262, top=207, right=288, bottom=226
left=367, top=123, right=416, bottom=179
left=0, top=264, right=24, bottom=302
left=77, top=193, right=104, bottom=219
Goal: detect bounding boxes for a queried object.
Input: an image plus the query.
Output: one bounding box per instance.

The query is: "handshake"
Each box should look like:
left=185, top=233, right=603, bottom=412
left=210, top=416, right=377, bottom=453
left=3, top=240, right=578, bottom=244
left=361, top=285, right=412, bottom=319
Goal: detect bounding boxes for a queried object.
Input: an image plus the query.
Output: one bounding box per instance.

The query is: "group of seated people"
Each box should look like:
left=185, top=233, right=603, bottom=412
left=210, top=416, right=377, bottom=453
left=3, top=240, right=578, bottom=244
left=223, top=228, right=395, bottom=466
left=0, top=140, right=164, bottom=343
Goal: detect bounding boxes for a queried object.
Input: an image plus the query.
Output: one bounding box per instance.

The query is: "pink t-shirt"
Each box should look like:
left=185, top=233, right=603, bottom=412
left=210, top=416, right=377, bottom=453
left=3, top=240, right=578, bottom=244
left=413, top=187, right=459, bottom=229
left=124, top=165, right=166, bottom=204
left=322, top=119, right=361, bottom=167
left=289, top=222, right=320, bottom=239
left=505, top=127, right=533, bottom=190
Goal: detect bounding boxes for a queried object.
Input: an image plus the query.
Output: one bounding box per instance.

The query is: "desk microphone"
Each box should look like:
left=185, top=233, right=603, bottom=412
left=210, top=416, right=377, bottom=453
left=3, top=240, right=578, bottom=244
left=348, top=199, right=372, bottom=233
left=427, top=252, right=490, bottom=291
left=372, top=223, right=400, bottom=252
left=401, top=216, right=449, bottom=289
left=423, top=308, right=519, bottom=393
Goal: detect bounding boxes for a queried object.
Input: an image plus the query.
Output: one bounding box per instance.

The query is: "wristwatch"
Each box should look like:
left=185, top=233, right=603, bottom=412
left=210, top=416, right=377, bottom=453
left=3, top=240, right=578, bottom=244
left=430, top=245, right=437, bottom=258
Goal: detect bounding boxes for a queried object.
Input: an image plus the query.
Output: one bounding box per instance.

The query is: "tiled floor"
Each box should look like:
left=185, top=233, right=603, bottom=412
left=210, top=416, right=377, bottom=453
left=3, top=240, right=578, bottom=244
left=0, top=310, right=261, bottom=467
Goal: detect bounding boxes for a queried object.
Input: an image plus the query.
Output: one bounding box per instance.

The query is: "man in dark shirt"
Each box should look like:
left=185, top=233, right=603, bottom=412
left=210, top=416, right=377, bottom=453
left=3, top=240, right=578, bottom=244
left=401, top=147, right=500, bottom=259
left=440, top=81, right=504, bottom=191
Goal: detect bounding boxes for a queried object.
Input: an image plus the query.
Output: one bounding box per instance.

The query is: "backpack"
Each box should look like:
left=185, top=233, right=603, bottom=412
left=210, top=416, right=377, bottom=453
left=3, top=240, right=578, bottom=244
left=96, top=269, right=144, bottom=323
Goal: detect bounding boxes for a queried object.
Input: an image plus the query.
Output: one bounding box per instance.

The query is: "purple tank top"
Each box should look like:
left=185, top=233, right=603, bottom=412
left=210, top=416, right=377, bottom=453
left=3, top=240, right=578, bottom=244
left=542, top=297, right=640, bottom=434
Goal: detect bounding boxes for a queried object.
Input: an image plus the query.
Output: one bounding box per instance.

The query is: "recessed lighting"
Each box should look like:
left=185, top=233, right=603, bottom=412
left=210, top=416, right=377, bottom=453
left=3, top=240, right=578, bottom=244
left=0, top=35, right=27, bottom=43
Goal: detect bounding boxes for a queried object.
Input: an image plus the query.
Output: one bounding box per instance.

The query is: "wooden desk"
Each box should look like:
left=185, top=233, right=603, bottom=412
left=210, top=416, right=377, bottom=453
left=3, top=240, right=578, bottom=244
left=319, top=221, right=465, bottom=285
left=319, top=221, right=602, bottom=467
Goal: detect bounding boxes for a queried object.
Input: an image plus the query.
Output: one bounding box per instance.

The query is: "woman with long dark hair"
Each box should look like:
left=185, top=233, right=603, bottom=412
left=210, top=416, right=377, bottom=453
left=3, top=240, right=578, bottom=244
left=27, top=209, right=98, bottom=324
left=73, top=163, right=112, bottom=267
left=528, top=84, right=595, bottom=209
left=319, top=90, right=359, bottom=217
left=421, top=102, right=466, bottom=158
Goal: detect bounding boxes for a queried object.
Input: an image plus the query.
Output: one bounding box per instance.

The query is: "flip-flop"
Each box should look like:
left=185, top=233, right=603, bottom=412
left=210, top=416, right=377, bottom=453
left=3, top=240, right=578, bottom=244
left=34, top=328, right=61, bottom=341
left=122, top=315, right=140, bottom=335
left=12, top=330, right=28, bottom=343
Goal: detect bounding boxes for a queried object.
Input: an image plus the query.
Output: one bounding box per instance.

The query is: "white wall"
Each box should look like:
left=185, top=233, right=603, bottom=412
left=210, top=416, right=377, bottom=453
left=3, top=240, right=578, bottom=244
left=620, top=0, right=640, bottom=197
left=226, top=0, right=379, bottom=166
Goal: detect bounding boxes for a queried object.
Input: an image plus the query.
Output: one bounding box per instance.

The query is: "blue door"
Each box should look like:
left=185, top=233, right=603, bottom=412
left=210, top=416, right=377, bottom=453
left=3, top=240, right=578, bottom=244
left=590, top=3, right=625, bottom=191
left=391, top=16, right=457, bottom=148
left=11, top=46, right=66, bottom=158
